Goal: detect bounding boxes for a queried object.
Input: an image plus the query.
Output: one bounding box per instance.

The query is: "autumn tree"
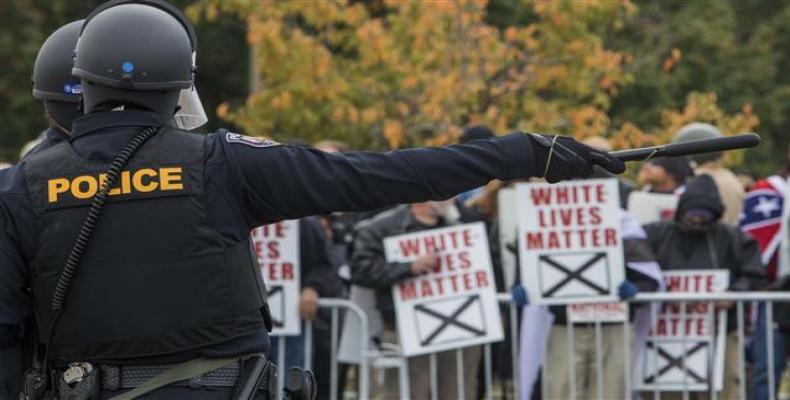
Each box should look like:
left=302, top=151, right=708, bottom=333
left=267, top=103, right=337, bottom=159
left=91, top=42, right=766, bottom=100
left=0, top=0, right=247, bottom=161
left=191, top=0, right=760, bottom=172
left=190, top=0, right=636, bottom=149
left=609, top=0, right=789, bottom=175
left=1, top=0, right=769, bottom=170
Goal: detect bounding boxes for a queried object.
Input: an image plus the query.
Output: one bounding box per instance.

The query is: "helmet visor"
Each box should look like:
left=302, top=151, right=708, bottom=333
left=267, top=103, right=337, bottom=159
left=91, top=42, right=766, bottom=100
left=173, top=86, right=207, bottom=130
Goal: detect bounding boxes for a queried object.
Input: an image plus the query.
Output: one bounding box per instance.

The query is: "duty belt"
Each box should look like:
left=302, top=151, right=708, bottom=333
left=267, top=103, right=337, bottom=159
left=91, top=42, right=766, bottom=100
left=99, top=362, right=240, bottom=390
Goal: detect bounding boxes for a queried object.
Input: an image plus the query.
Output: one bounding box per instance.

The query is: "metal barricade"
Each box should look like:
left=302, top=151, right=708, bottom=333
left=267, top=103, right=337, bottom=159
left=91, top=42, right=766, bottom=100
left=537, top=292, right=790, bottom=400
left=271, top=292, right=790, bottom=400
left=268, top=294, right=522, bottom=400
left=628, top=292, right=790, bottom=400
left=271, top=298, right=370, bottom=400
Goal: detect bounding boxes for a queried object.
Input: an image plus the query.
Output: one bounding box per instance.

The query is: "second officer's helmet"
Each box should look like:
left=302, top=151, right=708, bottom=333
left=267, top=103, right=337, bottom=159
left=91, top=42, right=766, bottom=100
left=32, top=20, right=84, bottom=132
left=672, top=122, right=724, bottom=164
left=73, top=0, right=197, bottom=123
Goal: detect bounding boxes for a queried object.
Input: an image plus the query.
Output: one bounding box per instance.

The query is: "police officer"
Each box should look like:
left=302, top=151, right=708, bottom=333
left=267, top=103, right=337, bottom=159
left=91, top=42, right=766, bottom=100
left=23, top=20, right=85, bottom=159
left=0, top=0, right=624, bottom=398
left=0, top=19, right=84, bottom=399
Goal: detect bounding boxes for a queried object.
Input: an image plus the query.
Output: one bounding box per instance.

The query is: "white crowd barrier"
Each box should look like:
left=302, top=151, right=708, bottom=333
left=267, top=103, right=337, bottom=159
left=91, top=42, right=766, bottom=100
left=271, top=292, right=790, bottom=400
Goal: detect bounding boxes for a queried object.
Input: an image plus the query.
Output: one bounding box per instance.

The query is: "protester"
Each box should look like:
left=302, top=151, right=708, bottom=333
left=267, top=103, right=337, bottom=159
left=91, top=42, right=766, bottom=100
left=766, top=275, right=790, bottom=400
left=459, top=179, right=520, bottom=398
left=740, top=142, right=790, bottom=400
left=266, top=217, right=341, bottom=393
left=645, top=174, right=768, bottom=398
left=527, top=210, right=663, bottom=399
left=674, top=123, right=745, bottom=225
left=304, top=217, right=345, bottom=400
left=349, top=201, right=481, bottom=399
left=737, top=171, right=756, bottom=192
left=636, top=157, right=694, bottom=194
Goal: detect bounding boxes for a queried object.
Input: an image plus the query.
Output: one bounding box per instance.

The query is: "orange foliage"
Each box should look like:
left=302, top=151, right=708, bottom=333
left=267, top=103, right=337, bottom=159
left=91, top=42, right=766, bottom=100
left=188, top=0, right=757, bottom=165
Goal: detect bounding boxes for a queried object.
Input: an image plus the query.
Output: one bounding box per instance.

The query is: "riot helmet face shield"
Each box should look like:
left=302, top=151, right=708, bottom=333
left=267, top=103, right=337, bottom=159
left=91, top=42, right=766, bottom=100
left=172, top=53, right=207, bottom=130
left=174, top=86, right=208, bottom=130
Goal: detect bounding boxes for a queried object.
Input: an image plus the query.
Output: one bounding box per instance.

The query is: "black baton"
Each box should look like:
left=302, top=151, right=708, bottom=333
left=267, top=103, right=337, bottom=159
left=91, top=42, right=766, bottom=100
left=610, top=133, right=761, bottom=162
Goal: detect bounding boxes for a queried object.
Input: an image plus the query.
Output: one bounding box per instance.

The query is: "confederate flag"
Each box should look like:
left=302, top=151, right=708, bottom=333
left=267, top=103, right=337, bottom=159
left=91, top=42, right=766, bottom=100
left=739, top=176, right=787, bottom=280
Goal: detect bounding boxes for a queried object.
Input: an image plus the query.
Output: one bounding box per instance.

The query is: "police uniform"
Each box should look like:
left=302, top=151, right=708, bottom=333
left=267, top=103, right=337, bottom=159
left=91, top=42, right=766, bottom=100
left=0, top=126, right=68, bottom=399
left=0, top=109, right=542, bottom=397
left=0, top=18, right=82, bottom=398
left=23, top=128, right=70, bottom=160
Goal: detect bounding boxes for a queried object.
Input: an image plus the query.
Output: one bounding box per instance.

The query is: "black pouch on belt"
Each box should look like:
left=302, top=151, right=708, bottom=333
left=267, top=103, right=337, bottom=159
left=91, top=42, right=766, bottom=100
left=233, top=354, right=277, bottom=400
left=57, top=363, right=100, bottom=400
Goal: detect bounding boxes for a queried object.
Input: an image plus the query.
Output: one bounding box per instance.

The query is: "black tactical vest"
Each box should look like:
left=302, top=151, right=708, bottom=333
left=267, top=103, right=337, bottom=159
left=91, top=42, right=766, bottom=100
left=23, top=128, right=266, bottom=362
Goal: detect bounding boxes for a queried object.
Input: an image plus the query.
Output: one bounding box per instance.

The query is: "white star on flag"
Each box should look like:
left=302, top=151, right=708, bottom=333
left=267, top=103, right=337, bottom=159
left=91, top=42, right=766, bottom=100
left=753, top=196, right=780, bottom=218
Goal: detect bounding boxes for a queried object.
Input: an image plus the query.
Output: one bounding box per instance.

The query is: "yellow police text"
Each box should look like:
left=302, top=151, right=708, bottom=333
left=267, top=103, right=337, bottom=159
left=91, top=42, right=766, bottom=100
left=48, top=167, right=184, bottom=203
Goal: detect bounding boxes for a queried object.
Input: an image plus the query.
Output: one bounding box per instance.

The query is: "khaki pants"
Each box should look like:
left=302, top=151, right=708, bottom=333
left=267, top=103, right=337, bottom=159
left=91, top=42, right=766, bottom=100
left=371, top=328, right=482, bottom=399
left=659, top=332, right=742, bottom=400
left=546, top=323, right=628, bottom=399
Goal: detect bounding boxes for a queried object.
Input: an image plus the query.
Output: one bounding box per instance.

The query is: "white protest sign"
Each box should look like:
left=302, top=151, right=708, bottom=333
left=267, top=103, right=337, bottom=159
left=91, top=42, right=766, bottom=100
left=567, top=302, right=628, bottom=323
left=251, top=220, right=301, bottom=336
left=516, top=178, right=625, bottom=305
left=635, top=270, right=729, bottom=392
left=386, top=222, right=503, bottom=357
left=627, top=191, right=679, bottom=225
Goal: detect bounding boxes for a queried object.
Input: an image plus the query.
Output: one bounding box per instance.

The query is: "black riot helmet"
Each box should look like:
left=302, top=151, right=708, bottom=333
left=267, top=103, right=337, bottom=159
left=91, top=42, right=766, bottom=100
left=32, top=20, right=84, bottom=132
left=73, top=0, right=196, bottom=122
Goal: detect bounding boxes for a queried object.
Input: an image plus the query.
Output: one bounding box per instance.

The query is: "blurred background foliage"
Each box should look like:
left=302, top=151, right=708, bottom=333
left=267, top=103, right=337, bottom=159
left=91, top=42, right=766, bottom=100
left=1, top=0, right=788, bottom=177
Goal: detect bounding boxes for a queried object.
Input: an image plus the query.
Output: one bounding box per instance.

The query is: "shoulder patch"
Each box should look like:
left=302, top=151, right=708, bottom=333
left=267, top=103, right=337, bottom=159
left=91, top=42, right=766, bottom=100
left=225, top=132, right=281, bottom=148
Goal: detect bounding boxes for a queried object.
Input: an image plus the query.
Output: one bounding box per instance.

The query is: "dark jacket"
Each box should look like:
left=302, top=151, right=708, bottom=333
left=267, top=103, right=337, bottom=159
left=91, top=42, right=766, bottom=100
left=349, top=206, right=448, bottom=326
left=644, top=222, right=766, bottom=291
left=768, top=275, right=790, bottom=334
left=21, top=128, right=68, bottom=160
left=300, top=217, right=342, bottom=298
left=645, top=175, right=768, bottom=331
left=644, top=175, right=766, bottom=291
left=1, top=127, right=69, bottom=398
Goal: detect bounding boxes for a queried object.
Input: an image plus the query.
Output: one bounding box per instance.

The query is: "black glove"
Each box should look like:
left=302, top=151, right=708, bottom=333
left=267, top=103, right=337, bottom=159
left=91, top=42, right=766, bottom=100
left=528, top=134, right=626, bottom=183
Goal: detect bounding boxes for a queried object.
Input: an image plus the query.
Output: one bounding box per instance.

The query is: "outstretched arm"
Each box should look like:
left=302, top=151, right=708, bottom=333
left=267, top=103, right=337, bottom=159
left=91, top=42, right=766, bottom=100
left=216, top=132, right=623, bottom=227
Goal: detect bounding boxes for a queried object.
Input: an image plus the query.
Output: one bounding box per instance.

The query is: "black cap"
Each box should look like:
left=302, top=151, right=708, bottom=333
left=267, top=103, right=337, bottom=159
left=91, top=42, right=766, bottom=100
left=32, top=20, right=83, bottom=103
left=648, top=157, right=694, bottom=186
left=676, top=174, right=724, bottom=222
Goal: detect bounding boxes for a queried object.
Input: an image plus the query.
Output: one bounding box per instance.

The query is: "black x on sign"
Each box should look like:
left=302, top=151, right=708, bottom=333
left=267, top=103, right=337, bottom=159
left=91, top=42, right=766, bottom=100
left=414, top=295, right=487, bottom=347
left=266, top=285, right=284, bottom=328
left=643, top=341, right=709, bottom=385
left=538, top=252, right=610, bottom=298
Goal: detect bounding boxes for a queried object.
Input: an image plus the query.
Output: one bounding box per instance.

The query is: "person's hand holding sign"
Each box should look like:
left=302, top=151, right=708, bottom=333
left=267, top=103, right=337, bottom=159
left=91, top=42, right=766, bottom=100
left=299, top=287, right=319, bottom=321
left=530, top=134, right=626, bottom=183
left=410, top=252, right=438, bottom=276
left=715, top=300, right=735, bottom=310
